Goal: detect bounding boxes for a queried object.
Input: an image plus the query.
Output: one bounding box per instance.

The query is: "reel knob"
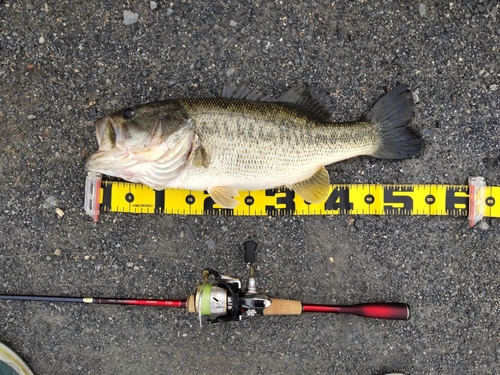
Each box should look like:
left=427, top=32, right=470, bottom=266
left=244, top=240, right=257, bottom=263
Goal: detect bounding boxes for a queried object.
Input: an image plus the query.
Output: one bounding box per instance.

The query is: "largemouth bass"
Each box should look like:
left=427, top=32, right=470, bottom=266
left=85, top=84, right=423, bottom=208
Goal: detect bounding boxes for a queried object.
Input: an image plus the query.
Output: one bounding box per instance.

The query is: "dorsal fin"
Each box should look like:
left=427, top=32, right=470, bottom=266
left=222, top=84, right=265, bottom=101
left=221, top=84, right=333, bottom=123
left=274, top=87, right=333, bottom=123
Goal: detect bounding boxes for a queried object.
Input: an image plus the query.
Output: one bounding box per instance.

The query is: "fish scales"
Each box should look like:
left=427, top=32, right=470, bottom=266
left=175, top=98, right=377, bottom=184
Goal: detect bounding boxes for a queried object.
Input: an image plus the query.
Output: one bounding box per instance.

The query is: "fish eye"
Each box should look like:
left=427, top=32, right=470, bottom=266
left=123, top=108, right=135, bottom=120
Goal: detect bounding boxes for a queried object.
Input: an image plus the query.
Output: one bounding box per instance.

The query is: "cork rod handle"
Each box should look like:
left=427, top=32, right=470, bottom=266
left=262, top=298, right=303, bottom=315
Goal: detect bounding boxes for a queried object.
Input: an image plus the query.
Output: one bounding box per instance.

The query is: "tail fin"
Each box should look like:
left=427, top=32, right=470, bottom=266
left=368, top=84, right=423, bottom=159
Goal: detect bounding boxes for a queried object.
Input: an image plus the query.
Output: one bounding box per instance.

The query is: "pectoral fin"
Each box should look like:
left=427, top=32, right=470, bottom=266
left=289, top=167, right=330, bottom=204
left=208, top=186, right=240, bottom=208
left=192, top=145, right=210, bottom=167
left=189, top=133, right=210, bottom=167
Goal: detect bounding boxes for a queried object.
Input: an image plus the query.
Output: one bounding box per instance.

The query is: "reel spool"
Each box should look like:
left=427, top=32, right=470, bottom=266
left=186, top=269, right=242, bottom=326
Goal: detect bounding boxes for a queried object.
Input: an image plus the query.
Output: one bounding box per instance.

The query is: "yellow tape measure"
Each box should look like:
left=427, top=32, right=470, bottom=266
left=84, top=173, right=497, bottom=226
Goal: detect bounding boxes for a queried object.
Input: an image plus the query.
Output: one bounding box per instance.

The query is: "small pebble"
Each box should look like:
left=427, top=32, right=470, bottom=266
left=123, top=10, right=139, bottom=25
left=194, top=58, right=202, bottom=69
left=206, top=239, right=215, bottom=250
left=55, top=208, right=64, bottom=218
left=226, top=67, right=236, bottom=77
left=261, top=40, right=270, bottom=53
left=126, top=262, right=134, bottom=268
left=166, top=8, right=174, bottom=16
left=133, top=266, right=140, bottom=271
left=27, top=114, right=36, bottom=120
left=38, top=10, right=46, bottom=20
left=490, top=101, right=497, bottom=109
left=418, top=3, right=426, bottom=18
left=26, top=4, right=34, bottom=10
left=490, top=84, right=498, bottom=91
left=354, top=219, right=365, bottom=230
left=150, top=1, right=157, bottom=10
left=229, top=20, right=237, bottom=27
left=54, top=249, right=62, bottom=256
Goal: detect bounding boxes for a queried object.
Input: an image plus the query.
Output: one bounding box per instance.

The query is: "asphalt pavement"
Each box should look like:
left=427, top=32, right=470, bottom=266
left=0, top=1, right=499, bottom=374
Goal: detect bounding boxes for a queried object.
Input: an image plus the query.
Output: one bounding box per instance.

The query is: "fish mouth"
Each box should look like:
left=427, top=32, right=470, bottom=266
left=85, top=117, right=196, bottom=189
left=86, top=115, right=127, bottom=174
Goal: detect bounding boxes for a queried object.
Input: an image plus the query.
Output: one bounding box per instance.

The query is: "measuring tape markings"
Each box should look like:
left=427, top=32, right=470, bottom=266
left=97, top=181, right=500, bottom=218
left=485, top=186, right=499, bottom=217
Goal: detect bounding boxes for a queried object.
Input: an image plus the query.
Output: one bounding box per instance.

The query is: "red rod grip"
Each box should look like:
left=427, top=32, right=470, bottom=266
left=302, top=303, right=410, bottom=320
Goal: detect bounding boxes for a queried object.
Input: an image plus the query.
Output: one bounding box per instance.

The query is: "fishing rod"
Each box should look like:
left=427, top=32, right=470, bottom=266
left=0, top=241, right=410, bottom=326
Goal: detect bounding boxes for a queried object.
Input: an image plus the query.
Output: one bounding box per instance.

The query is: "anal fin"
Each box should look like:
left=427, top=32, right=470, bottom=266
left=289, top=167, right=330, bottom=204
left=208, top=186, right=240, bottom=208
